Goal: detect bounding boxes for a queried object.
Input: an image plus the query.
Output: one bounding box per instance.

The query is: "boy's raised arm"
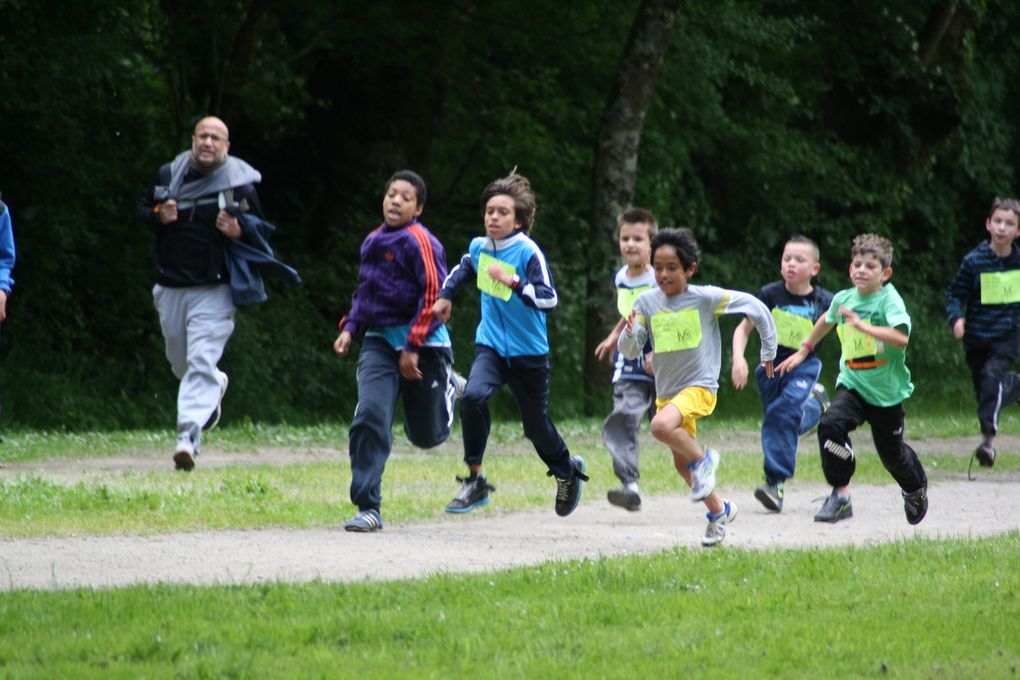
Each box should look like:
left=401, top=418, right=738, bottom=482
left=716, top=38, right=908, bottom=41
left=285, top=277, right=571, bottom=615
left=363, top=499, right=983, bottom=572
left=730, top=317, right=754, bottom=389
left=595, top=316, right=627, bottom=362
left=617, top=308, right=647, bottom=360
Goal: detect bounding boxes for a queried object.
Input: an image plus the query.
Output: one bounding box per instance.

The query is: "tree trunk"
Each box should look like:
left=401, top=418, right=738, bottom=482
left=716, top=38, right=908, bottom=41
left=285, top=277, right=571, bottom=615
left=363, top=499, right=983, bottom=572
left=584, top=0, right=680, bottom=414
left=217, top=0, right=272, bottom=121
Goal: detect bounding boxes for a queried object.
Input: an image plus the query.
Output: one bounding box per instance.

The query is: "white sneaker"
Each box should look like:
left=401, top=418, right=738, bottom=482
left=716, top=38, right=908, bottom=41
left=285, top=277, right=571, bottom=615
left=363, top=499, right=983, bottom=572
left=702, top=500, right=737, bottom=547
left=689, top=448, right=719, bottom=501
left=450, top=370, right=467, bottom=401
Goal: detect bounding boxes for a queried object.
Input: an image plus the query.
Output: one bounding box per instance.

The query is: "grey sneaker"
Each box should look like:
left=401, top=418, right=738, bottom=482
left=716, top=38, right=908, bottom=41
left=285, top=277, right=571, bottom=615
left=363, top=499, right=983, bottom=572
left=689, top=448, right=719, bottom=502
left=902, top=486, right=928, bottom=525
left=445, top=474, right=495, bottom=513
left=811, top=382, right=831, bottom=413
left=450, top=370, right=468, bottom=401
left=702, top=500, right=738, bottom=547
left=345, top=509, right=383, bottom=532
left=607, top=487, right=641, bottom=511
left=754, top=481, right=784, bottom=512
left=975, top=441, right=996, bottom=468
left=814, top=491, right=852, bottom=523
left=550, top=456, right=589, bottom=517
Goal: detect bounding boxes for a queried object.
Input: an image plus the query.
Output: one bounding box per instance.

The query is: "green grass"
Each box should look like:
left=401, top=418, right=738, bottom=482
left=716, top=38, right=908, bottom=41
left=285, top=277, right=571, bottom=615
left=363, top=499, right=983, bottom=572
left=1, top=418, right=1016, bottom=537
left=0, top=535, right=1017, bottom=678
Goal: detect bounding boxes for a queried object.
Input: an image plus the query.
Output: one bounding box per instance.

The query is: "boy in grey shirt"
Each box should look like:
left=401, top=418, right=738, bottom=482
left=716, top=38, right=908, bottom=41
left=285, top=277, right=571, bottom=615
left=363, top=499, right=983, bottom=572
left=620, top=228, right=777, bottom=546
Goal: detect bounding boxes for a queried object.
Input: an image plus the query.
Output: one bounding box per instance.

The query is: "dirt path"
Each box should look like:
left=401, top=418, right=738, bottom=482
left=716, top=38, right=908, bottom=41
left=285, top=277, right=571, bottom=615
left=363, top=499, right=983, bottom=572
left=4, top=433, right=1018, bottom=483
left=3, top=476, right=1018, bottom=591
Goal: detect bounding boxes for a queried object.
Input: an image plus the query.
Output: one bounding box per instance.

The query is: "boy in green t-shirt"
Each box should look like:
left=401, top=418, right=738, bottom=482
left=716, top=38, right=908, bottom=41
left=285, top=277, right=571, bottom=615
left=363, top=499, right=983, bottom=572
left=777, top=234, right=928, bottom=525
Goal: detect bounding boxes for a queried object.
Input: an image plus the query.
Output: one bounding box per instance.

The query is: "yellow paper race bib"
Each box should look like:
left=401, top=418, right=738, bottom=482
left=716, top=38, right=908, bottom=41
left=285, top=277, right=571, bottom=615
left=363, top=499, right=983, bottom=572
left=837, top=321, right=877, bottom=361
left=476, top=252, right=516, bottom=302
left=980, top=270, right=1020, bottom=304
left=617, top=285, right=653, bottom=317
left=772, top=308, right=814, bottom=350
left=650, top=309, right=702, bottom=352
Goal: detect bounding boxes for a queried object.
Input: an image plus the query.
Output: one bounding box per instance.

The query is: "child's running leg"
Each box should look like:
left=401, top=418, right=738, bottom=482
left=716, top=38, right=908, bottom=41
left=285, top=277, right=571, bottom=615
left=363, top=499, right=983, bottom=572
left=459, top=346, right=506, bottom=469
left=505, top=354, right=588, bottom=516
left=445, top=347, right=504, bottom=514
left=506, top=354, right=573, bottom=478
left=867, top=401, right=928, bottom=524
left=965, top=333, right=1020, bottom=466
left=602, top=380, right=650, bottom=486
left=814, top=388, right=865, bottom=522
left=348, top=337, right=400, bottom=513
left=401, top=346, right=455, bottom=449
left=651, top=387, right=718, bottom=500
left=756, top=356, right=821, bottom=483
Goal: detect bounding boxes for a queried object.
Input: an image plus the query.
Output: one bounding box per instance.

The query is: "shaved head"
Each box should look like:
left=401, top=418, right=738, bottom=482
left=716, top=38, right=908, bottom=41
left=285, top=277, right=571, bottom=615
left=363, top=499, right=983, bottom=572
left=191, top=116, right=230, bottom=169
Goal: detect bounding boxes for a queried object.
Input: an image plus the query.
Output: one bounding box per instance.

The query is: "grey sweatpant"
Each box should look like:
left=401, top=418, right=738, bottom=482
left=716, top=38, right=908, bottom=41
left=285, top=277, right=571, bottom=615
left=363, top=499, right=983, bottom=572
left=601, top=380, right=654, bottom=485
left=153, top=283, right=235, bottom=453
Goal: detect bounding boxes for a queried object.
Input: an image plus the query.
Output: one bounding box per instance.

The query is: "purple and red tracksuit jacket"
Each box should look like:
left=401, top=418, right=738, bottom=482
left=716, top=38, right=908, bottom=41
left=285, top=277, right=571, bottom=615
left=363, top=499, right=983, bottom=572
left=338, top=220, right=447, bottom=353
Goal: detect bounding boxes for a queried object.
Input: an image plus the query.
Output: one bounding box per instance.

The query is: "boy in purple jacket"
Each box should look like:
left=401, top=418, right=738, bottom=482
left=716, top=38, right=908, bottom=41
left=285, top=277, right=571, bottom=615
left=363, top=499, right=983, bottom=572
left=334, top=170, right=463, bottom=532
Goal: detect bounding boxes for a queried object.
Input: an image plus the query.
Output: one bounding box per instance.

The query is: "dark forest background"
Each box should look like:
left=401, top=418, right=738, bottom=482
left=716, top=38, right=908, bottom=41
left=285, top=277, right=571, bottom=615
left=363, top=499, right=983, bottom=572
left=0, top=0, right=1017, bottom=430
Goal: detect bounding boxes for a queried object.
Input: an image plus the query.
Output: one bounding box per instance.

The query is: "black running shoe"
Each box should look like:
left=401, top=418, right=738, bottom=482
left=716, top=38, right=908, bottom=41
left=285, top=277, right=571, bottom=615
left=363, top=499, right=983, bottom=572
left=607, top=487, right=641, bottom=511
left=445, top=474, right=495, bottom=514
left=814, top=491, right=852, bottom=523
left=754, top=481, right=784, bottom=512
left=975, top=442, right=996, bottom=468
left=902, top=486, right=928, bottom=525
left=550, top=456, right=589, bottom=517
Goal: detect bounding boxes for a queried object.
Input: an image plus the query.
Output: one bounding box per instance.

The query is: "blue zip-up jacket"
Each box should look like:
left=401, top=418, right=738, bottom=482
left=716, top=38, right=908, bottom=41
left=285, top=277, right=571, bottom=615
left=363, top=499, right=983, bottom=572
left=946, top=240, right=1020, bottom=341
left=0, top=200, right=15, bottom=294
left=225, top=212, right=301, bottom=307
left=440, top=231, right=557, bottom=357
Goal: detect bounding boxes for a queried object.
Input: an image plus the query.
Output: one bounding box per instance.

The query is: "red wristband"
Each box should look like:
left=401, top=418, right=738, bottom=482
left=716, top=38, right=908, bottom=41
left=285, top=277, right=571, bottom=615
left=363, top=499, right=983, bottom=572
left=801, top=340, right=815, bottom=352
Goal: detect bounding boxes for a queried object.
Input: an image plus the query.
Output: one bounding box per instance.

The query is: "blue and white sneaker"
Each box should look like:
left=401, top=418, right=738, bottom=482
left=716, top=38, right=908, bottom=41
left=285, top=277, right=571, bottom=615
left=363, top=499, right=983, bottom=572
left=345, top=509, right=384, bottom=533
left=689, top=448, right=719, bottom=502
left=702, top=500, right=737, bottom=547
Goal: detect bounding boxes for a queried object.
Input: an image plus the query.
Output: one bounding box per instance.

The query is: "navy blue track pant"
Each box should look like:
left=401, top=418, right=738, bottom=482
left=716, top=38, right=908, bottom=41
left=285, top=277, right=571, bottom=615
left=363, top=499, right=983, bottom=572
left=460, top=345, right=573, bottom=478
left=348, top=336, right=455, bottom=512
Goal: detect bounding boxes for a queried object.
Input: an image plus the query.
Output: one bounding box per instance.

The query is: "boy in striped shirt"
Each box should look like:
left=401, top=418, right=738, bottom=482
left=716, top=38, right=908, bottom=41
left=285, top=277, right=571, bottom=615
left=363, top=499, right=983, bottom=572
left=946, top=196, right=1020, bottom=468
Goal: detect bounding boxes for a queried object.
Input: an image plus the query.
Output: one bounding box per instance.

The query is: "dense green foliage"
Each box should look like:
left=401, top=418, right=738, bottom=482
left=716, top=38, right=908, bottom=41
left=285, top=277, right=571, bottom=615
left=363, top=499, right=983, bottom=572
left=0, top=0, right=1017, bottom=428
left=1, top=535, right=1018, bottom=677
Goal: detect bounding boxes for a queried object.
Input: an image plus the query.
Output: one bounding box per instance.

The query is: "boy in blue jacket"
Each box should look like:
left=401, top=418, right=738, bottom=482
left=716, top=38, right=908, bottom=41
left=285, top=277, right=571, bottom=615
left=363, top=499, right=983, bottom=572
left=0, top=193, right=15, bottom=441
left=433, top=170, right=588, bottom=517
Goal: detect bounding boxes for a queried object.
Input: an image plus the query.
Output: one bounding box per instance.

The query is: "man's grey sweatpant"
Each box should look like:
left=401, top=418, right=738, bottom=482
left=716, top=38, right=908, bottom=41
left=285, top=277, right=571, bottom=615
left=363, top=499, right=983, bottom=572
left=153, top=283, right=234, bottom=453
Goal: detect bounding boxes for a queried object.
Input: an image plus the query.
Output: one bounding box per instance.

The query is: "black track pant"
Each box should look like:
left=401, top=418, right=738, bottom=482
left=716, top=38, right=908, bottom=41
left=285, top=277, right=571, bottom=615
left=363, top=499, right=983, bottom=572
left=816, top=387, right=927, bottom=492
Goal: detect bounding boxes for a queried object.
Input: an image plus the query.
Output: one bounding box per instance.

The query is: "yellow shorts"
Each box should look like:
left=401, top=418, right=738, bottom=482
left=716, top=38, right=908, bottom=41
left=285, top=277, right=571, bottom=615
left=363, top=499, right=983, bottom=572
left=656, top=386, right=717, bottom=437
